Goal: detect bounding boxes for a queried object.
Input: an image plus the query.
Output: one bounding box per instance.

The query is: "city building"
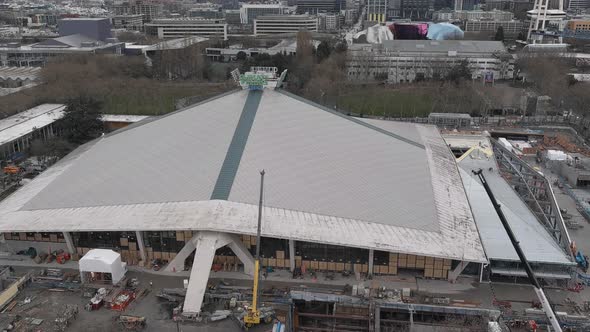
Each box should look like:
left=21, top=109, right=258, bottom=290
left=254, top=15, right=318, bottom=35
left=239, top=4, right=289, bottom=24
left=347, top=40, right=514, bottom=83
left=30, top=13, right=58, bottom=26
left=145, top=18, right=228, bottom=40
left=113, top=0, right=160, bottom=23
left=568, top=0, right=590, bottom=10
left=0, top=34, right=125, bottom=67
left=342, top=8, right=359, bottom=25
left=224, top=9, right=241, bottom=24
left=318, top=12, right=342, bottom=30
left=188, top=3, right=223, bottom=19
left=433, top=9, right=514, bottom=21
left=367, top=0, right=388, bottom=22
left=0, top=74, right=489, bottom=316
left=401, top=0, right=435, bottom=19
left=112, top=14, right=144, bottom=31
left=58, top=18, right=113, bottom=42
left=567, top=19, right=590, bottom=32
left=464, top=20, right=524, bottom=34
left=205, top=39, right=319, bottom=61
left=296, top=0, right=342, bottom=14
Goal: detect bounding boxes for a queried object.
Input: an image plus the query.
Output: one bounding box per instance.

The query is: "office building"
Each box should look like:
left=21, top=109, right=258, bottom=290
left=112, top=14, right=144, bottom=31
left=239, top=4, right=289, bottom=24
left=401, top=0, right=435, bottom=18
left=319, top=12, right=342, bottom=30
left=145, top=18, right=228, bottom=39
left=296, top=0, right=341, bottom=14
left=0, top=35, right=125, bottom=67
left=464, top=20, right=524, bottom=34
left=224, top=10, right=241, bottom=24
left=433, top=9, right=514, bottom=21
left=254, top=15, right=318, bottom=35
left=567, top=19, right=590, bottom=32
left=367, top=0, right=388, bottom=21
left=347, top=40, right=514, bottom=83
left=113, top=1, right=160, bottom=23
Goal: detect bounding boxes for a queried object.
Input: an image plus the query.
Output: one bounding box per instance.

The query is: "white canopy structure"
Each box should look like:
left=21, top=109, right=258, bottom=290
left=79, top=249, right=127, bottom=285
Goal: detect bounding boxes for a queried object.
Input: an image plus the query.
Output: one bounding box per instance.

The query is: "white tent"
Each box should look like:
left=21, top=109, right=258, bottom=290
left=79, top=249, right=127, bottom=285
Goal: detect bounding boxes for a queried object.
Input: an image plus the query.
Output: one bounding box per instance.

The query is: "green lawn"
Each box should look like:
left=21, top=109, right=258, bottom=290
left=337, top=88, right=435, bottom=118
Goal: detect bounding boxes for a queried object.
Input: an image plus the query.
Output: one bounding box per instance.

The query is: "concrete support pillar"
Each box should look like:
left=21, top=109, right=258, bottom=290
left=375, top=305, right=380, bottom=332
left=135, top=231, right=146, bottom=263
left=224, top=234, right=255, bottom=276
left=62, top=232, right=75, bottom=255
left=165, top=233, right=198, bottom=272
left=368, top=249, right=374, bottom=276
left=448, top=261, right=470, bottom=282
left=289, top=239, right=295, bottom=272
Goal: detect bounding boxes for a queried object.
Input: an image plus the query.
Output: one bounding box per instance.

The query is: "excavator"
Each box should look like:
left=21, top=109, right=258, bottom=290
left=473, top=169, right=562, bottom=332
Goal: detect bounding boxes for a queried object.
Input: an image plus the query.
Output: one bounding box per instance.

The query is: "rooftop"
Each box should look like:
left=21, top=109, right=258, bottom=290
left=0, top=104, right=65, bottom=147
left=0, top=89, right=485, bottom=262
left=456, top=142, right=571, bottom=265
left=380, top=40, right=507, bottom=54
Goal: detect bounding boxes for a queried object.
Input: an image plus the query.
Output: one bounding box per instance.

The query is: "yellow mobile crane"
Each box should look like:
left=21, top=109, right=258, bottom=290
left=244, top=170, right=265, bottom=328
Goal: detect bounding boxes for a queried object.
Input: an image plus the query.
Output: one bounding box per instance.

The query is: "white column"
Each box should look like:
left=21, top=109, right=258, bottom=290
left=135, top=231, right=146, bottom=263
left=289, top=239, right=295, bottom=272
left=368, top=249, right=374, bottom=276
left=62, top=232, right=75, bottom=255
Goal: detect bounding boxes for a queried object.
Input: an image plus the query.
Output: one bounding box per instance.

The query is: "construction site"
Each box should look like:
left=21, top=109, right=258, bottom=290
left=0, top=68, right=588, bottom=331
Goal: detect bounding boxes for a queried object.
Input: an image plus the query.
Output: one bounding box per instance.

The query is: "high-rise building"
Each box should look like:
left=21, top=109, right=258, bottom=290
left=254, top=14, right=318, bottom=35
left=367, top=0, right=388, bottom=21
left=401, top=0, right=435, bottom=18
left=239, top=4, right=290, bottom=24
left=113, top=1, right=160, bottom=23
left=296, top=0, right=341, bottom=14
left=568, top=0, right=590, bottom=10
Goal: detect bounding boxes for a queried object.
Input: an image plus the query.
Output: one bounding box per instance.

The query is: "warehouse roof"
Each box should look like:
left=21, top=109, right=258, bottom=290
left=0, top=104, right=65, bottom=147
left=0, top=89, right=486, bottom=262
left=381, top=40, right=507, bottom=54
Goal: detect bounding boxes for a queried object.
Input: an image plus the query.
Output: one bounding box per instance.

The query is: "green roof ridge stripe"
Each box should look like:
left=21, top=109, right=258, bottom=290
left=211, top=89, right=263, bottom=200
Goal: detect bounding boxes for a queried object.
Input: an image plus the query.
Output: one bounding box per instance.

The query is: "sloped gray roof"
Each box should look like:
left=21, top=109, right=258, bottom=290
left=381, top=40, right=507, bottom=54
left=458, top=146, right=571, bottom=265
left=0, top=89, right=486, bottom=262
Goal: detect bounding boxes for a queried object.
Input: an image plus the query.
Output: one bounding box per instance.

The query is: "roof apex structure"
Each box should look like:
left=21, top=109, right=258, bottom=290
left=0, top=89, right=486, bottom=262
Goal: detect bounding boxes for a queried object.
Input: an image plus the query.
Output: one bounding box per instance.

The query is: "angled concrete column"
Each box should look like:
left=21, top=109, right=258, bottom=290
left=182, top=231, right=255, bottom=316
left=368, top=249, right=374, bottom=276
left=165, top=233, right=198, bottom=272
left=183, top=234, right=218, bottom=316
left=62, top=232, right=75, bottom=255
left=289, top=239, right=295, bottom=272
left=135, top=231, right=146, bottom=263
left=448, top=261, right=470, bottom=282
left=223, top=233, right=255, bottom=276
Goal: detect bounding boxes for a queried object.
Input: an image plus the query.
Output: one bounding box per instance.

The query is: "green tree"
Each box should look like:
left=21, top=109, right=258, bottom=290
left=494, top=26, right=505, bottom=41
left=57, top=96, right=104, bottom=144
left=316, top=41, right=333, bottom=62
left=236, top=51, right=248, bottom=61
left=446, top=59, right=472, bottom=85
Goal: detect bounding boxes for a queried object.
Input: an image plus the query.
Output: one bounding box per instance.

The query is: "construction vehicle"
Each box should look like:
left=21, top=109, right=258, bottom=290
left=473, top=169, right=562, bottom=332
left=244, top=170, right=265, bottom=328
